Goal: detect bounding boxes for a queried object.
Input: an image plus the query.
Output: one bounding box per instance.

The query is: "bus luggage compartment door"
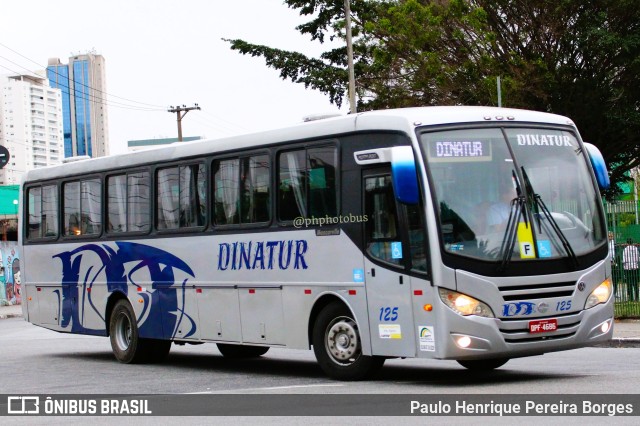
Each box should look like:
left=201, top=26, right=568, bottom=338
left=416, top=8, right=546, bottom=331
left=238, top=286, right=285, bottom=345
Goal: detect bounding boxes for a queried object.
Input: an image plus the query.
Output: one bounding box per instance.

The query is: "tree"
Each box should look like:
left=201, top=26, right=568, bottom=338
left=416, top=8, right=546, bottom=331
left=224, top=0, right=640, bottom=191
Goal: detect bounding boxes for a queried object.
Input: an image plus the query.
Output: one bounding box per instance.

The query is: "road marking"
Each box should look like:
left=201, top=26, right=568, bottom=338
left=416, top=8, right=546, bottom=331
left=188, top=383, right=345, bottom=394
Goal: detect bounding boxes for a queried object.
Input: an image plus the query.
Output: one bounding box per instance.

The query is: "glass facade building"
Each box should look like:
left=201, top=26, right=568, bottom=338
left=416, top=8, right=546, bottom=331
left=46, top=65, right=72, bottom=158
left=46, top=54, right=109, bottom=158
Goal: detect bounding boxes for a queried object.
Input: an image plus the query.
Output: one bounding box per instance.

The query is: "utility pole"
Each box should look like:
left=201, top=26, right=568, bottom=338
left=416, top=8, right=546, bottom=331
left=344, top=0, right=356, bottom=114
left=168, top=104, right=201, bottom=141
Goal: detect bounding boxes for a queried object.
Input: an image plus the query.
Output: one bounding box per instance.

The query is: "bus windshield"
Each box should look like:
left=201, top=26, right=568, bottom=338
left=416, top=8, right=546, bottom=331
left=421, top=126, right=606, bottom=264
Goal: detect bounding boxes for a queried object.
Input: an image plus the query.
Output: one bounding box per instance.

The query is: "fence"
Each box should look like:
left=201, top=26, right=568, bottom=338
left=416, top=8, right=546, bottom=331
left=605, top=200, right=640, bottom=318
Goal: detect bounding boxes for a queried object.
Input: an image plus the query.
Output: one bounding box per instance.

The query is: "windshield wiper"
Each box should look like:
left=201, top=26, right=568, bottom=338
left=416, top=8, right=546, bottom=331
left=498, top=195, right=525, bottom=273
left=498, top=171, right=527, bottom=273
left=521, top=167, right=579, bottom=268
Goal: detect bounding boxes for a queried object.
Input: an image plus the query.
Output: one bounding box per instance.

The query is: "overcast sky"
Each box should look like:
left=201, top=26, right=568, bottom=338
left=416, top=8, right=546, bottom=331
left=0, top=0, right=342, bottom=154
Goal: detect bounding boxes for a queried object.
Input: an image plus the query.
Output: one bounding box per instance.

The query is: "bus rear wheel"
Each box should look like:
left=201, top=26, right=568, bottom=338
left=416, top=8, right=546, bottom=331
left=457, top=358, right=509, bottom=371
left=217, top=343, right=269, bottom=358
left=312, top=302, right=384, bottom=381
left=109, top=300, right=171, bottom=364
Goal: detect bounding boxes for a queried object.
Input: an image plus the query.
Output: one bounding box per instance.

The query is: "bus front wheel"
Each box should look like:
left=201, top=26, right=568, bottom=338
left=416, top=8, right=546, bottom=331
left=457, top=358, right=509, bottom=371
left=109, top=300, right=170, bottom=364
left=312, top=302, right=384, bottom=381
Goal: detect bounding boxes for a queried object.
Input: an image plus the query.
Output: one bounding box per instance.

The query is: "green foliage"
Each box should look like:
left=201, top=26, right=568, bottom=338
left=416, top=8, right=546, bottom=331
left=225, top=1, right=640, bottom=189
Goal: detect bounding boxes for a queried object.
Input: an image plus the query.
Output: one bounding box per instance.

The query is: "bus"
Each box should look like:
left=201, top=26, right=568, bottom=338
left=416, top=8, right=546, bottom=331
left=19, top=106, right=613, bottom=380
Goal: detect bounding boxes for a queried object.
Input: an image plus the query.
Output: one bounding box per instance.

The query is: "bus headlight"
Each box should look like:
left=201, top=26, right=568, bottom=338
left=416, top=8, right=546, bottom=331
left=584, top=279, right=612, bottom=309
left=438, top=288, right=494, bottom=318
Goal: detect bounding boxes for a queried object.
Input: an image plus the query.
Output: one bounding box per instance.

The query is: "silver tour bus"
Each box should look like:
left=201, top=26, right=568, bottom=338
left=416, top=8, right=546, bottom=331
left=19, top=106, right=612, bottom=380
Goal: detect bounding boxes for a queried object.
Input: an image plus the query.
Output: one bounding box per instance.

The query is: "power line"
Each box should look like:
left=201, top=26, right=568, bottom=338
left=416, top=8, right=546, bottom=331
left=0, top=60, right=161, bottom=113
left=0, top=42, right=166, bottom=109
left=0, top=43, right=251, bottom=141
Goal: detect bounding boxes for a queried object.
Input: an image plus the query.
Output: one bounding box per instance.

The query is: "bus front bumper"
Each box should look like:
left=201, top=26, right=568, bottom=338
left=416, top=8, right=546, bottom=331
left=430, top=300, right=614, bottom=360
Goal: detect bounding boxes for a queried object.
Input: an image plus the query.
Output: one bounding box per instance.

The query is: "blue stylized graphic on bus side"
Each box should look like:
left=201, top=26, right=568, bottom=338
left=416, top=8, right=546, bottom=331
left=53, top=242, right=196, bottom=339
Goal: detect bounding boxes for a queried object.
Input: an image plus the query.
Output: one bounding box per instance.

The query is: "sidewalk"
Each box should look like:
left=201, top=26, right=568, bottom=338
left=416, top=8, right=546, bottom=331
left=0, top=303, right=22, bottom=319
left=1, top=304, right=638, bottom=346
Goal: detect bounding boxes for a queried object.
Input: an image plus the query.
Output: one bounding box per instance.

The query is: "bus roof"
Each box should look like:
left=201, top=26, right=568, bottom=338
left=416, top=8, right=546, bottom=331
left=23, top=106, right=574, bottom=183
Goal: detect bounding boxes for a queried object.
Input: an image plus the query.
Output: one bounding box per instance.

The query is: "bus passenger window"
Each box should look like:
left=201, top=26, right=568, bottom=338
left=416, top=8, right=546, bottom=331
left=278, top=145, right=337, bottom=222
left=157, top=167, right=180, bottom=229
left=308, top=146, right=337, bottom=217
left=214, top=159, right=240, bottom=225
left=42, top=185, right=58, bottom=238
left=62, top=179, right=101, bottom=237
left=364, top=175, right=402, bottom=266
left=279, top=150, right=307, bottom=220
left=63, top=181, right=81, bottom=235
left=27, top=187, right=42, bottom=239
left=214, top=155, right=269, bottom=226
left=26, top=184, right=59, bottom=240
left=107, top=172, right=150, bottom=234
left=82, top=179, right=102, bottom=235
left=107, top=175, right=127, bottom=233
left=240, top=155, right=270, bottom=223
left=128, top=172, right=150, bottom=233
left=180, top=163, right=207, bottom=227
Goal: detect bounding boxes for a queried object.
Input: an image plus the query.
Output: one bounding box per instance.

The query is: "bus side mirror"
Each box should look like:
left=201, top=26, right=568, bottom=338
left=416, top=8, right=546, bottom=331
left=584, top=143, right=610, bottom=190
left=390, top=146, right=420, bottom=204
left=354, top=146, right=420, bottom=204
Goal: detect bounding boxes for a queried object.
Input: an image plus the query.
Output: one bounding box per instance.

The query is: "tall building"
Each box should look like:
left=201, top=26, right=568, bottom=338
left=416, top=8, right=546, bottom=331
left=0, top=73, right=63, bottom=185
left=47, top=52, right=110, bottom=158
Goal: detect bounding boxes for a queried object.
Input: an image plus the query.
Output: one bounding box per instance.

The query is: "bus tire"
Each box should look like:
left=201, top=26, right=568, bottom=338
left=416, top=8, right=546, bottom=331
left=147, top=339, right=172, bottom=363
left=109, top=299, right=151, bottom=364
left=217, top=343, right=269, bottom=358
left=457, top=358, right=509, bottom=371
left=312, top=301, right=385, bottom=381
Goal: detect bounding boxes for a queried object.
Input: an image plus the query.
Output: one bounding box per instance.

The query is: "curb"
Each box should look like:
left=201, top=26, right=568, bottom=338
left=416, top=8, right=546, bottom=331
left=596, top=338, right=640, bottom=348
left=0, top=313, right=22, bottom=320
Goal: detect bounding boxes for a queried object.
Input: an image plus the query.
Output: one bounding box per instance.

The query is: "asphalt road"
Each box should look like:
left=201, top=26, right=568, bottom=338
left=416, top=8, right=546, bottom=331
left=1, top=316, right=639, bottom=393
left=2, top=317, right=640, bottom=425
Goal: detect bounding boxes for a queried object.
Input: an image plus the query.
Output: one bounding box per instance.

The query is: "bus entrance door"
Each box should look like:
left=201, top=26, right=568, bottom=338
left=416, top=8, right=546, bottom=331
left=363, top=169, right=416, bottom=357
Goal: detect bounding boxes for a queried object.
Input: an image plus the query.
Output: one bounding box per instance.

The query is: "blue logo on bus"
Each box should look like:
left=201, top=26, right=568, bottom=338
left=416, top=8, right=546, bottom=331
left=53, top=242, right=196, bottom=339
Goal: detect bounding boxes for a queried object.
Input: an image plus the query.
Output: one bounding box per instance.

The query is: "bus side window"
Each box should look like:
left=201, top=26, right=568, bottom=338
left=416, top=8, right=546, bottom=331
left=405, top=203, right=427, bottom=273
left=107, top=172, right=150, bottom=234
left=127, top=172, right=150, bottom=233
left=278, top=150, right=307, bottom=220
left=214, top=155, right=269, bottom=226
left=63, top=181, right=81, bottom=236
left=27, top=187, right=42, bottom=239
left=278, top=145, right=337, bottom=222
left=107, top=175, right=127, bottom=233
left=42, top=185, right=59, bottom=238
left=157, top=167, right=180, bottom=229
left=308, top=146, right=337, bottom=217
left=364, top=174, right=402, bottom=266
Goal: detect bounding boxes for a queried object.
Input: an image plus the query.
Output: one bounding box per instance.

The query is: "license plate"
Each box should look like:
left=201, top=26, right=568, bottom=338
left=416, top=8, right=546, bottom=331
left=528, top=319, right=557, bottom=334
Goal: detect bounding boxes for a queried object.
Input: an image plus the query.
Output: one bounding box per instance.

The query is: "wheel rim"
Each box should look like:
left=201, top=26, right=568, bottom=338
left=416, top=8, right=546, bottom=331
left=114, top=312, right=132, bottom=351
left=325, top=316, right=361, bottom=365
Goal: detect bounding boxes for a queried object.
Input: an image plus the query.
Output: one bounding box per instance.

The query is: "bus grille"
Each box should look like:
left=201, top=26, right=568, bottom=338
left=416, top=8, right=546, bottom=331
left=498, top=281, right=576, bottom=301
left=499, top=318, right=581, bottom=343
